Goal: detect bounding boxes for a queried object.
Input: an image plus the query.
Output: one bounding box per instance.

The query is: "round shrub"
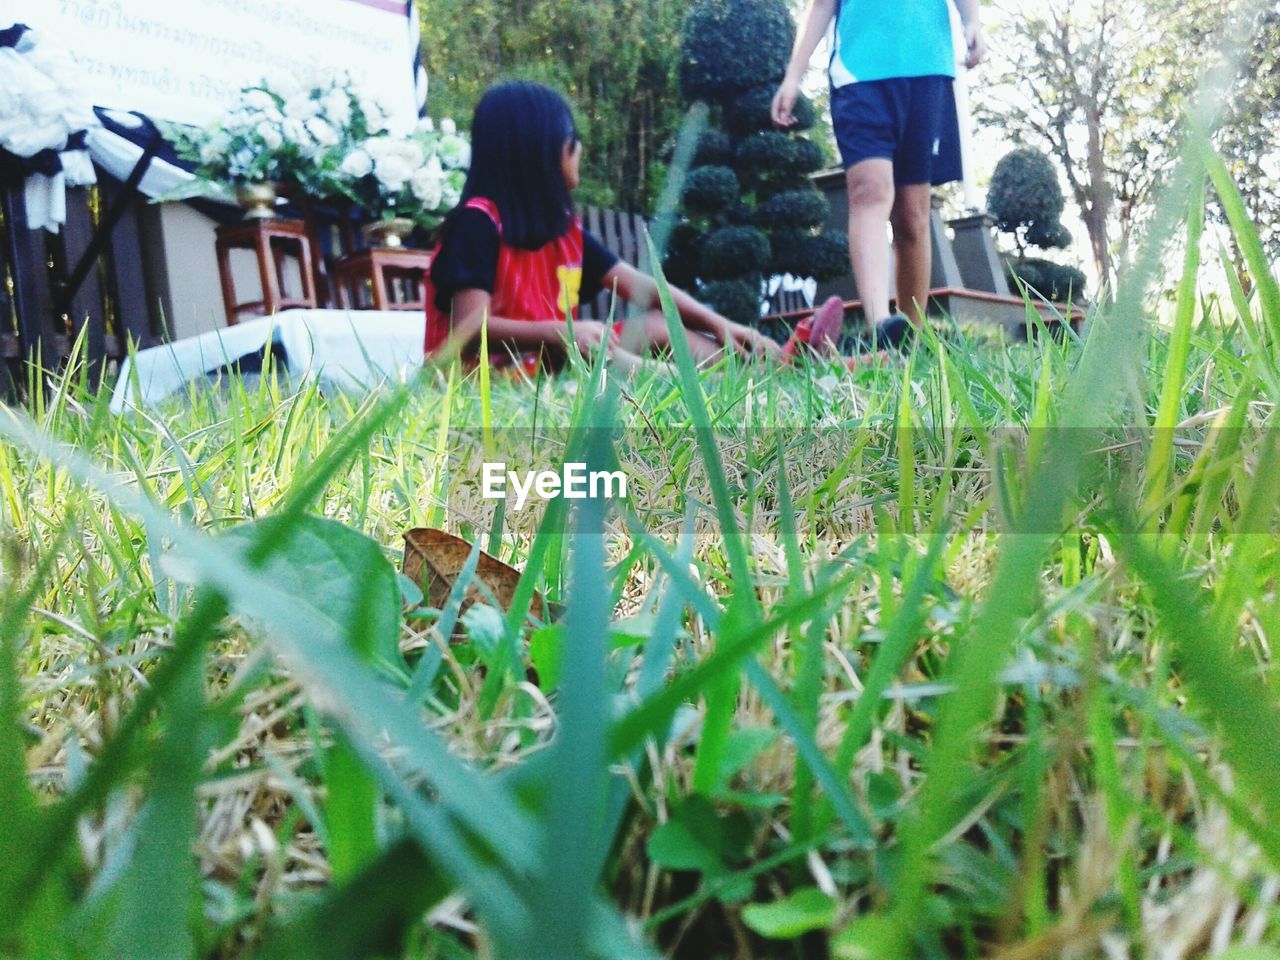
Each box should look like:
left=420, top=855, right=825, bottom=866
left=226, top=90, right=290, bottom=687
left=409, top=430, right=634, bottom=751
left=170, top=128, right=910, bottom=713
left=733, top=130, right=794, bottom=182
left=681, top=165, right=739, bottom=215
left=727, top=84, right=815, bottom=137
left=801, top=230, right=850, bottom=282
left=1006, top=257, right=1087, bottom=303
left=700, top=278, right=763, bottom=325
left=680, top=0, right=795, bottom=103
left=693, top=129, right=731, bottom=167
left=988, top=147, right=1067, bottom=245
left=725, top=201, right=753, bottom=226
left=766, top=228, right=848, bottom=281
left=661, top=221, right=702, bottom=289
left=700, top=225, right=771, bottom=279
left=766, top=227, right=810, bottom=276
left=754, top=189, right=829, bottom=230
left=1025, top=218, right=1073, bottom=250
left=789, top=137, right=826, bottom=176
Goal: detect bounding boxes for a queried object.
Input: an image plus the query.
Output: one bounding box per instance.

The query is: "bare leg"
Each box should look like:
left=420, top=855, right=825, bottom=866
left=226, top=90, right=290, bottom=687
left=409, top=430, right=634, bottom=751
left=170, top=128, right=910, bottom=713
left=637, top=310, right=725, bottom=366
left=889, top=182, right=933, bottom=325
left=846, top=159, right=895, bottom=327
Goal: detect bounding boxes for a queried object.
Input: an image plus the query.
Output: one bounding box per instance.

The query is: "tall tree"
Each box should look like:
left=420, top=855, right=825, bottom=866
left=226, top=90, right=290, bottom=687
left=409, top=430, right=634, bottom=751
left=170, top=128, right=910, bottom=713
left=975, top=0, right=1280, bottom=296
left=418, top=0, right=692, bottom=211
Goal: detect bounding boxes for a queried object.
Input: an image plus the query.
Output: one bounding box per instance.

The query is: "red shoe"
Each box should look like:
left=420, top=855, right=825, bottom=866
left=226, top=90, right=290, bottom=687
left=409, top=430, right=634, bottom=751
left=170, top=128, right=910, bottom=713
left=782, top=295, right=845, bottom=360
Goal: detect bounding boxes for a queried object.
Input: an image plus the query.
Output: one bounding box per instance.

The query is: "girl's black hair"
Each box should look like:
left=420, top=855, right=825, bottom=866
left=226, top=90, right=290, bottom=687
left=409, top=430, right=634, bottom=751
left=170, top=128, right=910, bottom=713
left=443, top=81, right=579, bottom=250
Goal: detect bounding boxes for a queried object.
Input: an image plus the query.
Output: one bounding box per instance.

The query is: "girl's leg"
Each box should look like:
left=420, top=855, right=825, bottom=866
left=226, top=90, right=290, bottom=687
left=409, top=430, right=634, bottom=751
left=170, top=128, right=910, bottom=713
left=619, top=310, right=725, bottom=366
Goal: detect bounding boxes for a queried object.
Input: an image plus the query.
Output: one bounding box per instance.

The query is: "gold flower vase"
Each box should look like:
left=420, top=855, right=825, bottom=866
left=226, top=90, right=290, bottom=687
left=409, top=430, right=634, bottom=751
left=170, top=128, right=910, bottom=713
left=362, top=217, right=416, bottom=249
left=234, top=182, right=280, bottom=219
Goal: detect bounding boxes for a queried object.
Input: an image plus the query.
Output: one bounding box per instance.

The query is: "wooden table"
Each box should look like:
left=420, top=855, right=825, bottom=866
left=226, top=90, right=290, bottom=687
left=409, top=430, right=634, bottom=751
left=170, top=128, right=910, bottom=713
left=214, top=218, right=318, bottom=325
left=331, top=248, right=432, bottom=311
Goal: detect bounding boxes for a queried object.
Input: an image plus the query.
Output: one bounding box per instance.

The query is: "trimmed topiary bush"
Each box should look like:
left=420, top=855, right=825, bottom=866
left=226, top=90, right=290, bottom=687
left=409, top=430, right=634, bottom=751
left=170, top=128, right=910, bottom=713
left=1006, top=257, right=1087, bottom=303
left=663, top=0, right=847, bottom=326
left=989, top=147, right=1087, bottom=302
left=989, top=147, right=1069, bottom=255
left=692, top=129, right=732, bottom=167
left=700, top=278, right=763, bottom=325
left=700, top=225, right=771, bottom=279
left=753, top=190, right=830, bottom=230
left=798, top=231, right=850, bottom=282
left=679, top=0, right=794, bottom=102
left=681, top=165, right=739, bottom=215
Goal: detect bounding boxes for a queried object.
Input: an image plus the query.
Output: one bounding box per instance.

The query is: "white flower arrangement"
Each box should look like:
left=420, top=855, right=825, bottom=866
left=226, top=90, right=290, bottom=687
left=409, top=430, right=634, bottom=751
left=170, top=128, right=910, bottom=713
left=164, top=70, right=391, bottom=192
left=333, top=117, right=469, bottom=230
left=163, top=72, right=470, bottom=232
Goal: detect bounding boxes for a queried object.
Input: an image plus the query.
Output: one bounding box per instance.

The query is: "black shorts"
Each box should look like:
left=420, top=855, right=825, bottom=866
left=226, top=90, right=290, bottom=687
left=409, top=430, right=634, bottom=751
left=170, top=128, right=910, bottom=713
left=831, top=75, right=962, bottom=186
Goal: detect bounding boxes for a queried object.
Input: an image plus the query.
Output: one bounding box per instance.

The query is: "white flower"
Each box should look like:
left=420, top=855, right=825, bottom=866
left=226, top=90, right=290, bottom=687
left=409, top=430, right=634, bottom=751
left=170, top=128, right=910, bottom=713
left=340, top=148, right=373, bottom=178
left=441, top=181, right=462, bottom=209
left=305, top=117, right=340, bottom=148
left=362, top=135, right=394, bottom=160
left=411, top=167, right=444, bottom=209
left=281, top=117, right=311, bottom=146
left=243, top=89, right=276, bottom=112
left=440, top=117, right=456, bottom=136
left=322, top=89, right=351, bottom=126
left=438, top=133, right=470, bottom=170
left=256, top=121, right=283, bottom=151
left=358, top=97, right=388, bottom=132
left=283, top=94, right=320, bottom=120
left=374, top=154, right=413, bottom=193
left=199, top=131, right=231, bottom=164
left=416, top=117, right=435, bottom=134
left=263, top=71, right=302, bottom=99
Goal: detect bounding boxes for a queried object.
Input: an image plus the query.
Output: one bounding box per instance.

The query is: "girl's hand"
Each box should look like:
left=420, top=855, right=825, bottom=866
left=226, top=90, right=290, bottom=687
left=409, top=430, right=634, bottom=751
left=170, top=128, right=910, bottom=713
left=963, top=22, right=986, bottom=68
left=725, top=322, right=781, bottom=360
left=568, top=320, right=620, bottom=356
left=771, top=77, right=801, bottom=128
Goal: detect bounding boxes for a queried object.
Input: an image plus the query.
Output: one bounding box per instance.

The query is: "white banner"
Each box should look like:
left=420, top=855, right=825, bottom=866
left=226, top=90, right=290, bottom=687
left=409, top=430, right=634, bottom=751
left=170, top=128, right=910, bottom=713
left=8, top=0, right=419, bottom=129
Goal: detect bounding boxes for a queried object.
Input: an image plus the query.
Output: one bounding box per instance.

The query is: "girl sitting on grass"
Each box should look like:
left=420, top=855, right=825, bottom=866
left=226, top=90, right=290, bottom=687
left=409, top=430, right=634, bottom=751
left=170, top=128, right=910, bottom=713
left=423, top=81, right=850, bottom=373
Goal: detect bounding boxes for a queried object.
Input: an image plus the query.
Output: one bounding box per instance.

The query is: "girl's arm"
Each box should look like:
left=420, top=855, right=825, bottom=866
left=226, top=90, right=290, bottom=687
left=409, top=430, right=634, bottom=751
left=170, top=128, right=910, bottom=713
left=772, top=0, right=837, bottom=127
left=601, top=261, right=779, bottom=358
left=952, top=0, right=985, bottom=67
left=433, top=288, right=617, bottom=361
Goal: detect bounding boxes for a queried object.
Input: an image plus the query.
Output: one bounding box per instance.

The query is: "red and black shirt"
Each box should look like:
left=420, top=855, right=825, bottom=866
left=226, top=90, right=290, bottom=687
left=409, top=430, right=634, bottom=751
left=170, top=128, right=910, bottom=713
left=424, top=197, right=618, bottom=355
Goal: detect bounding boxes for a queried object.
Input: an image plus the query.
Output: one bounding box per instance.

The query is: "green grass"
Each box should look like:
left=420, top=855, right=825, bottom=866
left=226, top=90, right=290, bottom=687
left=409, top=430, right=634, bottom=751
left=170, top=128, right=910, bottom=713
left=4, top=148, right=1280, bottom=958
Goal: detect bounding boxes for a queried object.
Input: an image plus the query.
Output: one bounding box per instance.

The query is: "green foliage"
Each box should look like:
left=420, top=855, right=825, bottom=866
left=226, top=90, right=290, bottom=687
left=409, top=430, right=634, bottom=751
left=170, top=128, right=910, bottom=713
left=418, top=0, right=688, bottom=210
left=1025, top=218, right=1073, bottom=250
left=678, top=0, right=795, bottom=102
left=988, top=147, right=1069, bottom=251
left=753, top=189, right=829, bottom=231
left=1006, top=257, right=1088, bottom=304
left=700, top=225, right=771, bottom=279
left=700, top=277, right=763, bottom=323
left=770, top=228, right=849, bottom=282
left=692, top=129, right=732, bottom=167
left=681, top=165, right=740, bottom=215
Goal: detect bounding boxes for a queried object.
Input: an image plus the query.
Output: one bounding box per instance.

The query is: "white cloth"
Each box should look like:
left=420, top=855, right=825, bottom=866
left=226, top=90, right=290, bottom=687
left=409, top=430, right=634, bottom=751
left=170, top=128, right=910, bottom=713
left=85, top=124, right=199, bottom=201
left=110, top=309, right=428, bottom=413
left=23, top=171, right=64, bottom=232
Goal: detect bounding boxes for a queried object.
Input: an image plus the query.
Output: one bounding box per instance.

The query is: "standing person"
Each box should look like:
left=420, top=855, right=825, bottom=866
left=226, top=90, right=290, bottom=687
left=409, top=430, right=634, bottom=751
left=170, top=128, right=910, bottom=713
left=772, top=0, right=984, bottom=348
left=425, top=81, right=853, bottom=373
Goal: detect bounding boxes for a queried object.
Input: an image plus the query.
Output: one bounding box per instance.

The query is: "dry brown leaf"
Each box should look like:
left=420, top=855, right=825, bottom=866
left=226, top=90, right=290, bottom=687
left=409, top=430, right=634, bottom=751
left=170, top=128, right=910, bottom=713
left=401, top=528, right=544, bottom=627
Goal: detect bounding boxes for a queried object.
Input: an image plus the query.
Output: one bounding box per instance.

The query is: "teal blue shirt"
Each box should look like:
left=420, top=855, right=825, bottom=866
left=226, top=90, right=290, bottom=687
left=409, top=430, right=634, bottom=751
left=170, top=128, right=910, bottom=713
left=830, top=0, right=956, bottom=86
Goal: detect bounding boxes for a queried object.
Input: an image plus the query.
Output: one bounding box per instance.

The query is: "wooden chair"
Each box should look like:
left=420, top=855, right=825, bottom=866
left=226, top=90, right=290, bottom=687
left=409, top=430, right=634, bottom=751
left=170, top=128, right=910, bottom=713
left=214, top=219, right=317, bottom=325
left=331, top=248, right=432, bottom=311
